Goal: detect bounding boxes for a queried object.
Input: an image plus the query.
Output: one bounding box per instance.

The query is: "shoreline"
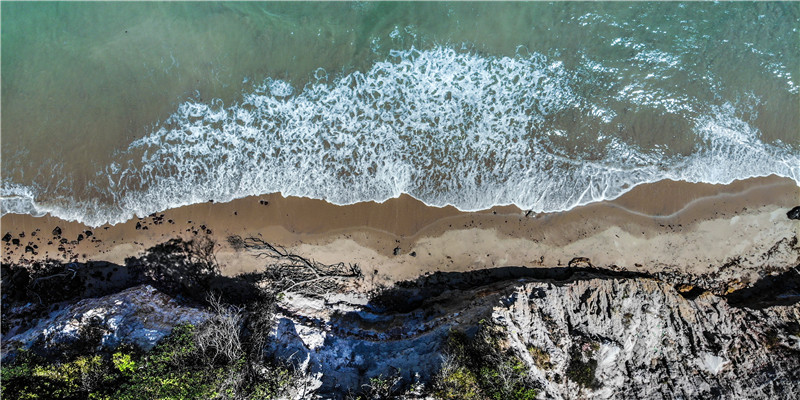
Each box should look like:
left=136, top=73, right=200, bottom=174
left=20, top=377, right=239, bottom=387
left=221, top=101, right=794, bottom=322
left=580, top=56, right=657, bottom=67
left=2, top=175, right=798, bottom=288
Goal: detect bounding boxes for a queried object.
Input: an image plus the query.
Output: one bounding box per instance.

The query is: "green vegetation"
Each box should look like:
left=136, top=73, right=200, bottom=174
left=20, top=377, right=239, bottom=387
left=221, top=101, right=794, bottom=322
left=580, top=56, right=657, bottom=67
left=527, top=346, right=552, bottom=370
left=1, top=324, right=296, bottom=400
left=565, top=343, right=600, bottom=389
left=432, top=327, right=538, bottom=400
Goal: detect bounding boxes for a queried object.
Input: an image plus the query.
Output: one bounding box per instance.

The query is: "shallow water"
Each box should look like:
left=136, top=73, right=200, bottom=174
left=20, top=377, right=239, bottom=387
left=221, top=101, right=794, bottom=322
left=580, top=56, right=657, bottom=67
left=2, top=2, right=798, bottom=226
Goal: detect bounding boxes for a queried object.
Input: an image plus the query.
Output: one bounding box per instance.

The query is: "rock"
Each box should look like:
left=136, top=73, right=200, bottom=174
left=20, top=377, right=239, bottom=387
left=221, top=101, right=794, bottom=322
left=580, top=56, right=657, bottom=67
left=269, top=274, right=800, bottom=398
left=84, top=230, right=93, bottom=237
left=11, top=238, right=20, bottom=246
left=77, top=234, right=84, bottom=242
left=2, top=232, right=11, bottom=243
left=52, top=226, right=62, bottom=236
left=676, top=283, right=694, bottom=293
left=135, top=222, right=142, bottom=230
left=568, top=257, right=593, bottom=268
left=2, top=285, right=211, bottom=358
left=787, top=206, right=800, bottom=220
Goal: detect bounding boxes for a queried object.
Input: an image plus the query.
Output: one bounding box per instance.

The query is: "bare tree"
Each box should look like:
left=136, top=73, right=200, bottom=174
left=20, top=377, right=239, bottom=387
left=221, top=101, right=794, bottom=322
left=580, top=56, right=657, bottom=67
left=196, top=292, right=244, bottom=364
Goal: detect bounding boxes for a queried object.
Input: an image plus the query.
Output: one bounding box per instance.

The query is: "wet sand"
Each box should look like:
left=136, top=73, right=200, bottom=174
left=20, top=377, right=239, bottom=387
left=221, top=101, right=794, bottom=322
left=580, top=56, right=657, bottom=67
left=2, top=176, right=798, bottom=288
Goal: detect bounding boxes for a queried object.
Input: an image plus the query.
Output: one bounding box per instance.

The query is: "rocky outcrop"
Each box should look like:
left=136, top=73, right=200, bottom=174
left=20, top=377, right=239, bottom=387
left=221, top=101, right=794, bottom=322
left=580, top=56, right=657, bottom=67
left=2, top=267, right=798, bottom=398
left=497, top=278, right=800, bottom=399
left=269, top=270, right=800, bottom=398
left=2, top=284, right=210, bottom=358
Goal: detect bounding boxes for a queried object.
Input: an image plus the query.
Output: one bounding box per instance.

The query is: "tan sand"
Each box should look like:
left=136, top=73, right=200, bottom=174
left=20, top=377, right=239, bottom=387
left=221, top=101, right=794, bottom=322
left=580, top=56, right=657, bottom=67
left=2, top=176, right=798, bottom=289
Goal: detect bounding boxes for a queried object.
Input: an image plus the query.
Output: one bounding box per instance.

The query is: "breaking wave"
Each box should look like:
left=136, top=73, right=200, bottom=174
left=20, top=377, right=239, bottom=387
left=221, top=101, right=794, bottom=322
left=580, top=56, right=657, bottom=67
left=2, top=46, right=798, bottom=226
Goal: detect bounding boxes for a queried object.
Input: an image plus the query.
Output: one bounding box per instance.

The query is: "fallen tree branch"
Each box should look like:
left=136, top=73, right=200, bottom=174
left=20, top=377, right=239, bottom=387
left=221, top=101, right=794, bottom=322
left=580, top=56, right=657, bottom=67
left=229, top=235, right=362, bottom=296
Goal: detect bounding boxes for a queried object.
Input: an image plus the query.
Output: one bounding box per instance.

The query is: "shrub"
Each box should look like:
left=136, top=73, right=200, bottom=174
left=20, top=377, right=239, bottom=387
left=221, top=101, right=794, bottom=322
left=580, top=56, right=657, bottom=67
left=432, top=357, right=482, bottom=400
left=1, top=323, right=298, bottom=400
left=565, top=350, right=598, bottom=389
left=527, top=346, right=552, bottom=370
left=431, top=326, right=538, bottom=400
left=112, top=352, right=136, bottom=375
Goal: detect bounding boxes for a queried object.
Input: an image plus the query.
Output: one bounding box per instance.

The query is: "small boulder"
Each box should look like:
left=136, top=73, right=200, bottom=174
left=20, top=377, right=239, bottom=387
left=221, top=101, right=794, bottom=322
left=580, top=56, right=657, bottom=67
left=568, top=257, right=593, bottom=268
left=2, top=233, right=11, bottom=243
left=787, top=206, right=800, bottom=220
left=52, top=226, right=62, bottom=236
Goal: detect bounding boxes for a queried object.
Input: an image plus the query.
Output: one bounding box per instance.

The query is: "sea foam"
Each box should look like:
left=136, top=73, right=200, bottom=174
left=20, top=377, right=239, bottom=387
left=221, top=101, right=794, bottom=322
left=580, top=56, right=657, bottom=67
left=2, top=46, right=798, bottom=227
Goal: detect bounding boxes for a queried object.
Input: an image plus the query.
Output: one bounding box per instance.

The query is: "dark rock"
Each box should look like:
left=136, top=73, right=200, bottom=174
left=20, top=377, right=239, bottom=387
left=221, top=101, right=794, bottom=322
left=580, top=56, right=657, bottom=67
left=135, top=222, right=142, bottom=230
left=2, top=233, right=11, bottom=243
left=19, top=232, right=25, bottom=238
left=85, top=230, right=93, bottom=237
left=410, top=251, right=417, bottom=257
left=77, top=234, right=84, bottom=242
left=24, top=245, right=34, bottom=253
left=11, top=238, right=20, bottom=245
left=393, top=246, right=401, bottom=256
left=52, top=226, right=62, bottom=236
left=568, top=257, right=593, bottom=268
left=60, top=238, right=68, bottom=244
left=787, top=206, right=800, bottom=220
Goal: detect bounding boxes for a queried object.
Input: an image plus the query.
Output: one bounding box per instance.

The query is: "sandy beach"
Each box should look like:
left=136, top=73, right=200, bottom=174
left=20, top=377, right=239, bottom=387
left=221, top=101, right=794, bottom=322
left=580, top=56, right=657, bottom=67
left=3, top=175, right=798, bottom=290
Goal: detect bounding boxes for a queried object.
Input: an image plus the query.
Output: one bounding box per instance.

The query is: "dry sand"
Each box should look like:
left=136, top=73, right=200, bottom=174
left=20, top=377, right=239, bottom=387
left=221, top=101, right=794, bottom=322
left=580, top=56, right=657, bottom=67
left=2, top=176, right=798, bottom=288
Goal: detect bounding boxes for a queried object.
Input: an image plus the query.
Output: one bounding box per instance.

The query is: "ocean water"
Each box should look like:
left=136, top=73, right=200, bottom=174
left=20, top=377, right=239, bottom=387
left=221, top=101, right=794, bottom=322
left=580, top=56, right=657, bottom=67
left=2, top=2, right=798, bottom=227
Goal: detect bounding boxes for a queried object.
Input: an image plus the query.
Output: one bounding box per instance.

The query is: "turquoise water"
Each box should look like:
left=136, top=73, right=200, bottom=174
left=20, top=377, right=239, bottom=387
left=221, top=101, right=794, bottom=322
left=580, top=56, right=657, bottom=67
left=2, top=2, right=798, bottom=226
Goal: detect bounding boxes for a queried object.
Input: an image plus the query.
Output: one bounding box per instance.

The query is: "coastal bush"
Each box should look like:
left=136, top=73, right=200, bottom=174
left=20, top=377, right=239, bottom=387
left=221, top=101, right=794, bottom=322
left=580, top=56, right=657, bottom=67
left=2, top=236, right=306, bottom=399
left=565, top=345, right=599, bottom=389
left=527, top=346, right=552, bottom=370
left=431, top=326, right=538, bottom=400
left=350, top=373, right=404, bottom=399
left=1, top=323, right=297, bottom=400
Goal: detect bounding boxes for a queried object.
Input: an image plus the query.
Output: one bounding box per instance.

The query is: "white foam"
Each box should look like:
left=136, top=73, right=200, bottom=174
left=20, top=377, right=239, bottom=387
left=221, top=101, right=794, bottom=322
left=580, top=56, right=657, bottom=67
left=2, top=46, right=798, bottom=227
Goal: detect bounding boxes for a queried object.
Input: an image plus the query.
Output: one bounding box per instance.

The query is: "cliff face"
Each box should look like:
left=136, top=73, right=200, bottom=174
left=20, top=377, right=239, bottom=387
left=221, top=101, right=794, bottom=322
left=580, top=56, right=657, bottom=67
left=270, top=270, right=800, bottom=398
left=495, top=278, right=799, bottom=399
left=2, top=284, right=211, bottom=356
left=3, top=268, right=798, bottom=398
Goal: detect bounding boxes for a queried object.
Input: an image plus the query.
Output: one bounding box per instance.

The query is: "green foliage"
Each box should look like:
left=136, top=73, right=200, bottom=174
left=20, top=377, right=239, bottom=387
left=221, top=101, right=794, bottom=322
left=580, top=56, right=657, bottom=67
left=434, top=365, right=481, bottom=400
left=112, top=352, right=136, bottom=375
left=527, top=346, right=552, bottom=370
left=1, top=324, right=295, bottom=400
left=565, top=350, right=598, bottom=389
left=432, top=327, right=538, bottom=400
left=1, top=351, right=112, bottom=400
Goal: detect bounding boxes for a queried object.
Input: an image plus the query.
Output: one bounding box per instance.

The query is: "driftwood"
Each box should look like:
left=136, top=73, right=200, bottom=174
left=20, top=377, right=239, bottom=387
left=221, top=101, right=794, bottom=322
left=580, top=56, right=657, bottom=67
left=228, top=235, right=362, bottom=296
